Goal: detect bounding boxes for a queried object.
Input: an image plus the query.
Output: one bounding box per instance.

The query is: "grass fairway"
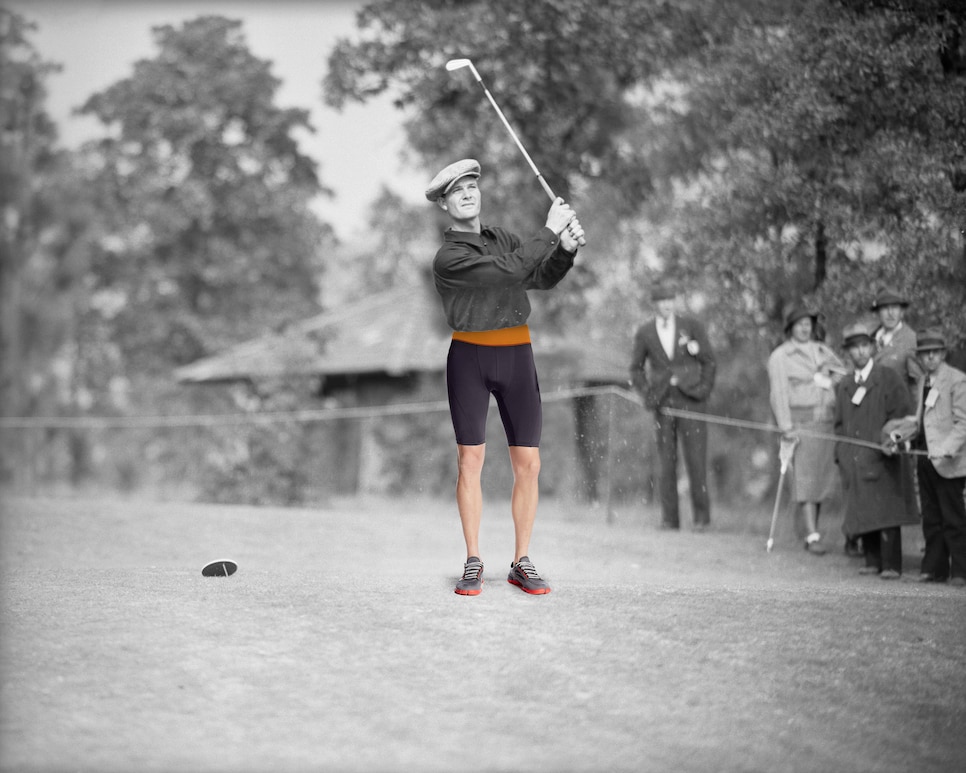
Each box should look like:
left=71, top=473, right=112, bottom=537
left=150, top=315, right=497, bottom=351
left=1, top=494, right=964, bottom=773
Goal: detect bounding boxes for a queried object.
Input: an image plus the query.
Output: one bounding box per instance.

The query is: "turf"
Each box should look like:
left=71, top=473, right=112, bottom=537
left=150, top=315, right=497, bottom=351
left=1, top=494, right=964, bottom=773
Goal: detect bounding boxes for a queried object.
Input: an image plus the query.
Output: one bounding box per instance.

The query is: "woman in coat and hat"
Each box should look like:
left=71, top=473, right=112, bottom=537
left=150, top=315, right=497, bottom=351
left=767, top=304, right=847, bottom=554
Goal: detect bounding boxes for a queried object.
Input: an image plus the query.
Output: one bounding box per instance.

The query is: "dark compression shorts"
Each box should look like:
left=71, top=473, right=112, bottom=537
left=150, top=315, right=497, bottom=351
left=445, top=339, right=542, bottom=447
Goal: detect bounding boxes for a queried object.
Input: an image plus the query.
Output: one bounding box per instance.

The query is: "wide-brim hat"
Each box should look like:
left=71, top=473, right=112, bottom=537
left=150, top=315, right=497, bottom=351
left=870, top=286, right=909, bottom=311
left=842, top=320, right=875, bottom=347
left=425, top=158, right=481, bottom=201
left=783, top=303, right=818, bottom=333
left=915, top=327, right=947, bottom=352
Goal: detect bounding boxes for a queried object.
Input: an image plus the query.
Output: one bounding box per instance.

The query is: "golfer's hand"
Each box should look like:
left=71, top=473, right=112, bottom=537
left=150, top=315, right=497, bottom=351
left=546, top=197, right=576, bottom=236
left=561, top=216, right=584, bottom=252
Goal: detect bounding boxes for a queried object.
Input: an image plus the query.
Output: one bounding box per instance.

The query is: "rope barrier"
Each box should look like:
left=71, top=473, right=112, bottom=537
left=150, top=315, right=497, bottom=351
left=658, top=405, right=933, bottom=457
left=0, top=384, right=626, bottom=430
left=0, top=383, right=935, bottom=458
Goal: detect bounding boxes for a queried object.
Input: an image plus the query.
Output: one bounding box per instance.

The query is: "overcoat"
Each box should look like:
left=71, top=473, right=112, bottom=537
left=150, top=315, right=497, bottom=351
left=834, top=361, right=918, bottom=535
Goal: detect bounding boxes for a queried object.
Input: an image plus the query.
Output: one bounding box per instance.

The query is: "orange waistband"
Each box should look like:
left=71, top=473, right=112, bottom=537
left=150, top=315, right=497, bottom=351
left=452, top=324, right=531, bottom=346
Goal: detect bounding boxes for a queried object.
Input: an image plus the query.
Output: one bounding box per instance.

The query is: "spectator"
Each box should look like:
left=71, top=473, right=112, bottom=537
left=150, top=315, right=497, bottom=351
left=869, top=286, right=921, bottom=544
left=834, top=321, right=918, bottom=579
left=630, top=282, right=716, bottom=531
left=767, top=304, right=847, bottom=555
left=870, top=286, right=922, bottom=393
left=906, top=328, right=966, bottom=586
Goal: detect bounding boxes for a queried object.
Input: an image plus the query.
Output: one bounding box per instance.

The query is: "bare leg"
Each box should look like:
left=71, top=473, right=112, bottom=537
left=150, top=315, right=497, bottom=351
left=508, top=445, right=541, bottom=562
left=802, top=502, right=820, bottom=536
left=456, top=444, right=486, bottom=559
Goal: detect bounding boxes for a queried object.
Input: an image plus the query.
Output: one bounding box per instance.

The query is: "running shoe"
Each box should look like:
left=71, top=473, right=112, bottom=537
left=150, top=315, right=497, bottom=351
left=455, top=557, right=483, bottom=596
left=507, top=556, right=551, bottom=595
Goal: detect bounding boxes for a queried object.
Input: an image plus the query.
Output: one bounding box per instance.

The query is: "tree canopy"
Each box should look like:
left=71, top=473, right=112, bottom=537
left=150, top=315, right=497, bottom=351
left=78, top=15, right=332, bottom=370
left=325, top=0, right=966, bottom=347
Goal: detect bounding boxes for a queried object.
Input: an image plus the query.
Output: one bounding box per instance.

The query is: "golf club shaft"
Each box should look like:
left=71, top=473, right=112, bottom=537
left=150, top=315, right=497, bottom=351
left=459, top=61, right=585, bottom=246
left=766, top=467, right=787, bottom=551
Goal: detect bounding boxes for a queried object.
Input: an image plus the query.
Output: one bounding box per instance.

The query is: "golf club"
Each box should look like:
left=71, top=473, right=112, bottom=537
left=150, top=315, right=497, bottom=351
left=445, top=58, right=586, bottom=246
left=766, top=436, right=798, bottom=552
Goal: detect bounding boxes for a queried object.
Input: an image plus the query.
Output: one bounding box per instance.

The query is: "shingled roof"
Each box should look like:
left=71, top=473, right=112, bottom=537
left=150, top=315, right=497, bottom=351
left=174, top=282, right=629, bottom=386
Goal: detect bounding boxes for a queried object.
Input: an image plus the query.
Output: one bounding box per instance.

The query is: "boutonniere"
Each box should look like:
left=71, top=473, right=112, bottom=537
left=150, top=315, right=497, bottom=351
left=679, top=334, right=700, bottom=356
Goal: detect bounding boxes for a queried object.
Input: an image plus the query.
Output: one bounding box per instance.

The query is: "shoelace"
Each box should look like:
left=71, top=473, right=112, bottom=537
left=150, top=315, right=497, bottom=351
left=462, top=561, right=483, bottom=581
left=515, top=560, right=540, bottom=579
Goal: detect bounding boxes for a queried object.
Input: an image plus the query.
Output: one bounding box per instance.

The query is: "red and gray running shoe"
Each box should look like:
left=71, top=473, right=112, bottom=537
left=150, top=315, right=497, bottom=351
left=455, top=556, right=484, bottom=596
left=507, top=556, right=551, bottom=595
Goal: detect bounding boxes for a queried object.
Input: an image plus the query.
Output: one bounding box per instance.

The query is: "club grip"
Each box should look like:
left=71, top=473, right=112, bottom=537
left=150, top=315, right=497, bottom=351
left=539, top=177, right=586, bottom=247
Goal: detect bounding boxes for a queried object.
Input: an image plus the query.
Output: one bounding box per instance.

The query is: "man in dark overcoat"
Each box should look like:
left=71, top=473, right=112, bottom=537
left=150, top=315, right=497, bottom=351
left=834, top=320, right=918, bottom=579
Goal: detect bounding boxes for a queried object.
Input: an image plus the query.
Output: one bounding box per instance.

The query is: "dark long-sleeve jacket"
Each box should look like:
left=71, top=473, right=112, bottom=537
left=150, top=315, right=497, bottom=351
left=432, top=225, right=575, bottom=332
left=834, top=362, right=918, bottom=534
left=629, top=315, right=716, bottom=410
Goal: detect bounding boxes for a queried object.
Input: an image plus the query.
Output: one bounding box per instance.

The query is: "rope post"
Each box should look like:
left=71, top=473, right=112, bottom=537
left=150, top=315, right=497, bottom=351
left=602, top=389, right=617, bottom=524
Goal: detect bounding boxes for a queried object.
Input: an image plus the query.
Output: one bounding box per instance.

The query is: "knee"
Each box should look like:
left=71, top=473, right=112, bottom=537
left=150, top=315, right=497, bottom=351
left=457, top=445, right=486, bottom=476
left=511, top=448, right=541, bottom=480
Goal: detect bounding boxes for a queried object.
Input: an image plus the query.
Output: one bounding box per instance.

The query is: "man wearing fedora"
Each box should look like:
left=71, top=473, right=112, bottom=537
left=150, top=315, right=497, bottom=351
left=834, top=320, right=918, bottom=579
left=427, top=158, right=584, bottom=596
left=870, top=286, right=921, bottom=394
left=906, top=328, right=966, bottom=586
left=630, top=282, right=716, bottom=531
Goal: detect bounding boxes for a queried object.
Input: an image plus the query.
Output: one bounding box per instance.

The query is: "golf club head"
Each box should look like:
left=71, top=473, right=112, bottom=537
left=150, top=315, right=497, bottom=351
left=445, top=58, right=480, bottom=80
left=766, top=539, right=774, bottom=552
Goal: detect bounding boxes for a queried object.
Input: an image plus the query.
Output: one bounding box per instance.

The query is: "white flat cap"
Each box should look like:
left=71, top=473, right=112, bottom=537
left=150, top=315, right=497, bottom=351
left=425, top=158, right=481, bottom=201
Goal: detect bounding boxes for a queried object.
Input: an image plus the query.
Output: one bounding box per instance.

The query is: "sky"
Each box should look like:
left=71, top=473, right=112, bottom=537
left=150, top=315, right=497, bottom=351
left=8, top=0, right=424, bottom=241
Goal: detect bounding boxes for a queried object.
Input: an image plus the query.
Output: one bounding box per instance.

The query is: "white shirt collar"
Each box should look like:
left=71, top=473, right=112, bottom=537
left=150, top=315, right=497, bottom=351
left=877, top=321, right=902, bottom=345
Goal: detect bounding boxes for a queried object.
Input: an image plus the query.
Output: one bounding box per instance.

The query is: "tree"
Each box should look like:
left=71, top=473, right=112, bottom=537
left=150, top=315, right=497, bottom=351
left=325, top=0, right=965, bottom=349
left=78, top=15, right=332, bottom=373
left=0, top=8, right=68, bottom=482
left=649, top=0, right=966, bottom=345
left=325, top=0, right=787, bottom=229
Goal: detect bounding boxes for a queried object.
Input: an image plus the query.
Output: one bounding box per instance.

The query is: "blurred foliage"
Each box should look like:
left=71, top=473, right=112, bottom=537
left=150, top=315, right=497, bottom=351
left=77, top=16, right=332, bottom=370
left=1, top=9, right=62, bottom=422
left=325, top=0, right=965, bottom=345
left=2, top=12, right=335, bottom=499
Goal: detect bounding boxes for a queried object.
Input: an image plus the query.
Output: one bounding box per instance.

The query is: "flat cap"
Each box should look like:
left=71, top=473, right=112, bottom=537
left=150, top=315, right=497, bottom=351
left=870, top=286, right=909, bottom=310
left=915, top=327, right=947, bottom=352
left=425, top=158, right=481, bottom=201
left=842, top=320, right=875, bottom=346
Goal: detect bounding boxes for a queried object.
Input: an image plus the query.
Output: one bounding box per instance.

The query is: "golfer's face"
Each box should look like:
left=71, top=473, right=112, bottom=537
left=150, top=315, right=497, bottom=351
left=877, top=304, right=903, bottom=330
left=444, top=177, right=481, bottom=220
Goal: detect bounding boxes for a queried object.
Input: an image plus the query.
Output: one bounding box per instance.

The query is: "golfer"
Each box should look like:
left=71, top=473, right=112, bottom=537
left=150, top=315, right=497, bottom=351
left=426, top=158, right=584, bottom=596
